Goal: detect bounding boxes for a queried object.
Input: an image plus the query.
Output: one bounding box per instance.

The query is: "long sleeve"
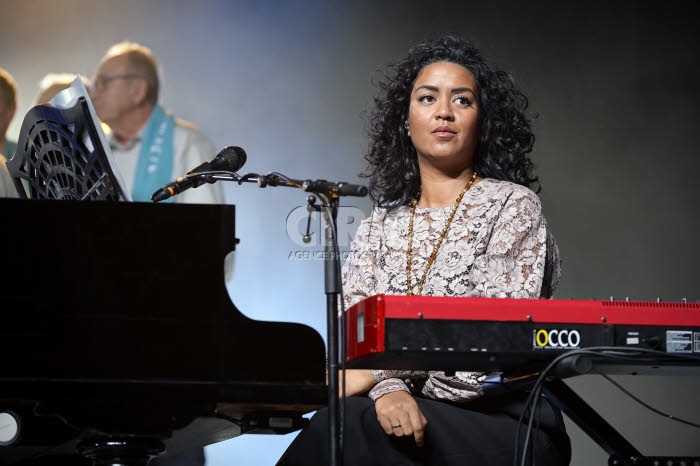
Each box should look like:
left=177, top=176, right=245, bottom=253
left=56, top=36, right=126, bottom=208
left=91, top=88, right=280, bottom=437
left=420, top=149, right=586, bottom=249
left=342, top=216, right=424, bottom=399
left=341, top=216, right=379, bottom=309
left=469, top=188, right=549, bottom=298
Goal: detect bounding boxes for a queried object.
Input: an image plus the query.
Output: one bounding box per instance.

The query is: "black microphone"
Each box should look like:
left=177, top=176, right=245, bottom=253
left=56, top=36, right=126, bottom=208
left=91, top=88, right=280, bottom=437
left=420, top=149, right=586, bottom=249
left=151, top=146, right=247, bottom=202
left=302, top=179, right=368, bottom=197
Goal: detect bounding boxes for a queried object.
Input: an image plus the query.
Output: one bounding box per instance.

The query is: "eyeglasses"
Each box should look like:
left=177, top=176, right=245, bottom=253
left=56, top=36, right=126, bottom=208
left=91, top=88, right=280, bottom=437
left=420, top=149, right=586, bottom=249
left=90, top=74, right=144, bottom=91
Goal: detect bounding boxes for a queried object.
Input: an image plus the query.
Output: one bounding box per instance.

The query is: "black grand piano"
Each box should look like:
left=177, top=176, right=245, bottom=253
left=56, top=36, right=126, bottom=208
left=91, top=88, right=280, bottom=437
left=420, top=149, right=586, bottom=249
left=0, top=198, right=328, bottom=465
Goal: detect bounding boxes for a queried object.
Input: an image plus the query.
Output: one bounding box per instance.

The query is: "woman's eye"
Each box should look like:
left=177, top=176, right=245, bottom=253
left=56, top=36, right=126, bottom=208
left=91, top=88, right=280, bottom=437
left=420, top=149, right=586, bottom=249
left=454, top=96, right=474, bottom=107
left=417, top=94, right=435, bottom=103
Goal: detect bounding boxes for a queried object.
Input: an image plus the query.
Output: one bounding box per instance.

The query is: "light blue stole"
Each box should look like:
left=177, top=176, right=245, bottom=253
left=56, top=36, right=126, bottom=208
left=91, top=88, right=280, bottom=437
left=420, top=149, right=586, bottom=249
left=131, top=105, right=175, bottom=202
left=3, top=140, right=17, bottom=159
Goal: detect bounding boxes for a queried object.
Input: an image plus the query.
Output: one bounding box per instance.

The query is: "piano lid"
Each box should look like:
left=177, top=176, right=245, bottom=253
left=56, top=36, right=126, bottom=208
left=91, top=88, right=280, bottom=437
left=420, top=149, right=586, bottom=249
left=0, top=197, right=326, bottom=383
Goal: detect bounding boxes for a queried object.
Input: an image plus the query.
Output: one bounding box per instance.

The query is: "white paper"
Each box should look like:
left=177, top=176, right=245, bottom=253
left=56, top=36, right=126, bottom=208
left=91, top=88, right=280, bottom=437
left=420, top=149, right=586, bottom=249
left=49, top=77, right=132, bottom=201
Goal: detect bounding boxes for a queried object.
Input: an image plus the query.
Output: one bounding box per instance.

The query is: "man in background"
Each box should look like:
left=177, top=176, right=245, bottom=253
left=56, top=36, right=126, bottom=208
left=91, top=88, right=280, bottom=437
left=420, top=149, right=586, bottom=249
left=0, top=68, right=19, bottom=198
left=0, top=154, right=17, bottom=198
left=0, top=67, right=18, bottom=160
left=89, top=41, right=223, bottom=204
left=34, top=72, right=88, bottom=105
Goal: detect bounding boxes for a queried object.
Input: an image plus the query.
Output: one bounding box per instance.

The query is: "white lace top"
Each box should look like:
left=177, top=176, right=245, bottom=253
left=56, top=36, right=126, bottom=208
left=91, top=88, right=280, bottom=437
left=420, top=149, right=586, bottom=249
left=341, top=178, right=561, bottom=403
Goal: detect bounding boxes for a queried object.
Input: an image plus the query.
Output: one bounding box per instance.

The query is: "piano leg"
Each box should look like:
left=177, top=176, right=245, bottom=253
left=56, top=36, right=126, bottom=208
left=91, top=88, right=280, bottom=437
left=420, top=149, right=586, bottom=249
left=543, top=380, right=700, bottom=466
left=76, top=436, right=165, bottom=466
left=542, top=379, right=645, bottom=465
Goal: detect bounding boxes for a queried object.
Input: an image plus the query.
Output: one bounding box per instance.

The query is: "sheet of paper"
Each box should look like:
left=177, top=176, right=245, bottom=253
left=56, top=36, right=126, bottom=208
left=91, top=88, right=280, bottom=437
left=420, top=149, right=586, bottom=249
left=50, top=77, right=132, bottom=201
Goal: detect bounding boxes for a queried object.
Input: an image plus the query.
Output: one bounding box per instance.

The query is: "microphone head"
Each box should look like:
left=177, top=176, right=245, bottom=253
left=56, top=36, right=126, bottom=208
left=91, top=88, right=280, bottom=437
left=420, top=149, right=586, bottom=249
left=216, top=146, right=247, bottom=172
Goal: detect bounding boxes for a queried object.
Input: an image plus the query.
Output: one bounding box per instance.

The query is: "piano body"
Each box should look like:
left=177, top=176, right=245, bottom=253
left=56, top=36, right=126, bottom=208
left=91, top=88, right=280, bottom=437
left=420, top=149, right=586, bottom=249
left=0, top=198, right=328, bottom=465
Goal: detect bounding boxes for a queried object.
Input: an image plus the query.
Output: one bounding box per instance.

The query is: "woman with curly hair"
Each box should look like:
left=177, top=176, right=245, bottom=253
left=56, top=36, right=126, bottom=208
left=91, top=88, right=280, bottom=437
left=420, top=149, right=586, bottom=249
left=277, top=35, right=570, bottom=466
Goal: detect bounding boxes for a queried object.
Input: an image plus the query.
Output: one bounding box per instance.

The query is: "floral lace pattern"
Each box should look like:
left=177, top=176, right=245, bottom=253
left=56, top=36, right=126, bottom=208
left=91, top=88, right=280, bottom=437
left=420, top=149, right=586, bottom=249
left=343, top=178, right=561, bottom=404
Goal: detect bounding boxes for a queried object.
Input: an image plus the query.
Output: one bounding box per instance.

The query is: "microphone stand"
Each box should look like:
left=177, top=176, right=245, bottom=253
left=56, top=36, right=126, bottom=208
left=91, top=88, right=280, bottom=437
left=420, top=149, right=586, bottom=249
left=208, top=170, right=349, bottom=466
left=318, top=196, right=343, bottom=466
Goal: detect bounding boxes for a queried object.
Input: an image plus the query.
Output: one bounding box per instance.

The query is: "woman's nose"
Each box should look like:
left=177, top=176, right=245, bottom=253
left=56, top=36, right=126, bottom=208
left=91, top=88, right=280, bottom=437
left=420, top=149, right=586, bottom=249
left=435, top=99, right=454, bottom=121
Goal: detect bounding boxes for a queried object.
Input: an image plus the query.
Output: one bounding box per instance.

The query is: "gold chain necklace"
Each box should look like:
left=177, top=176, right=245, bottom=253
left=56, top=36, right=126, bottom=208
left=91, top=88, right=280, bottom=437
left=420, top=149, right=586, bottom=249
left=406, top=172, right=478, bottom=296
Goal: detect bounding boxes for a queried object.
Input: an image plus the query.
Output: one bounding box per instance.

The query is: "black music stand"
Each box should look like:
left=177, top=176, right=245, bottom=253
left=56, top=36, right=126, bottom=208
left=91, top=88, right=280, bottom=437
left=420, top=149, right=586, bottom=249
left=7, top=95, right=126, bottom=201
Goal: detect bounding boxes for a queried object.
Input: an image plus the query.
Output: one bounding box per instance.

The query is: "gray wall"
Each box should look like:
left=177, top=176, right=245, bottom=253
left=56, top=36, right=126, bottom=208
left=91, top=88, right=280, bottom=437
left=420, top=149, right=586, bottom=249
left=2, top=0, right=698, bottom=464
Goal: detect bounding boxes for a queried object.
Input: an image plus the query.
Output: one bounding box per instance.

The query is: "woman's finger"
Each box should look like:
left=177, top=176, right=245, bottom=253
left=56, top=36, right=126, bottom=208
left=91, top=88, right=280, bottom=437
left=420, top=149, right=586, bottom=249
left=408, top=407, right=428, bottom=446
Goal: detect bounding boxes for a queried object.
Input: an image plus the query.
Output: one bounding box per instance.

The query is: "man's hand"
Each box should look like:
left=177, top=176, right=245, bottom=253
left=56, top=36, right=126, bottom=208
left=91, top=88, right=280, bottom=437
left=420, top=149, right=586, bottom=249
left=374, top=390, right=428, bottom=446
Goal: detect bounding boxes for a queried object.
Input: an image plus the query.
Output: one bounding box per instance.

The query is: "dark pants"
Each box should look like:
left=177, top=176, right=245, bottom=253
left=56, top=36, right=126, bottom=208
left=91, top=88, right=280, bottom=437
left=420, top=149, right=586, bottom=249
left=277, top=395, right=571, bottom=466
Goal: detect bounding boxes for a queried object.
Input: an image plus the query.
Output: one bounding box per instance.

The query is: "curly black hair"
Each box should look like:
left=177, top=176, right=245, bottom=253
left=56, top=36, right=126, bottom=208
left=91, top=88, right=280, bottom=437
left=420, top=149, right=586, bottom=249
left=364, top=34, right=539, bottom=209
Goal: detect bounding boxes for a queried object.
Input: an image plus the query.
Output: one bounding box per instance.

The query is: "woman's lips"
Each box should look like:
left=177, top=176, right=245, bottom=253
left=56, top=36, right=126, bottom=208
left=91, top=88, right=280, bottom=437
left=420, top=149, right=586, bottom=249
left=432, top=126, right=456, bottom=137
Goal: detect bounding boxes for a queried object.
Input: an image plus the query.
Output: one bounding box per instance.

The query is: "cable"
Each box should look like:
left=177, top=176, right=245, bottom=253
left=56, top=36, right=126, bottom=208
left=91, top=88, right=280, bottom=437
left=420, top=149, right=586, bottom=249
left=600, top=373, right=700, bottom=429
left=514, top=347, right=700, bottom=466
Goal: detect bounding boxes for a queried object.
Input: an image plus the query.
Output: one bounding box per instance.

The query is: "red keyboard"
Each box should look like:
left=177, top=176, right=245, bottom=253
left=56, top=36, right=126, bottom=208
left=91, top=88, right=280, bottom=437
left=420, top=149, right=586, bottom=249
left=344, top=294, right=700, bottom=375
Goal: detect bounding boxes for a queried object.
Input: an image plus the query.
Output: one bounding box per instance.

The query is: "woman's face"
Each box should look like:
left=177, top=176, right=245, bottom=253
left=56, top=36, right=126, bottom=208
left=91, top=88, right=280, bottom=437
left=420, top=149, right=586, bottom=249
left=407, top=61, right=479, bottom=170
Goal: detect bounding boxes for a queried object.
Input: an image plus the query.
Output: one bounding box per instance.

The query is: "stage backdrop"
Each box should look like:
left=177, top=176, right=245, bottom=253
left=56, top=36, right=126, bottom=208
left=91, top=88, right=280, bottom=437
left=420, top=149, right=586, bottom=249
left=2, top=1, right=698, bottom=465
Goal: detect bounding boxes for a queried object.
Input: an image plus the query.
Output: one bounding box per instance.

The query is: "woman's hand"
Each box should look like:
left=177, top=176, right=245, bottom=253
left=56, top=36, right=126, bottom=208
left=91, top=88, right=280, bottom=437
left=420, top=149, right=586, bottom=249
left=374, top=390, right=428, bottom=446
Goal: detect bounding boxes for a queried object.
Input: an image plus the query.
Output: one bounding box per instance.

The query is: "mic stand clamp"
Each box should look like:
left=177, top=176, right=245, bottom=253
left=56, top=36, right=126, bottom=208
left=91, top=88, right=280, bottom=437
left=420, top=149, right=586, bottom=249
left=302, top=196, right=318, bottom=244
